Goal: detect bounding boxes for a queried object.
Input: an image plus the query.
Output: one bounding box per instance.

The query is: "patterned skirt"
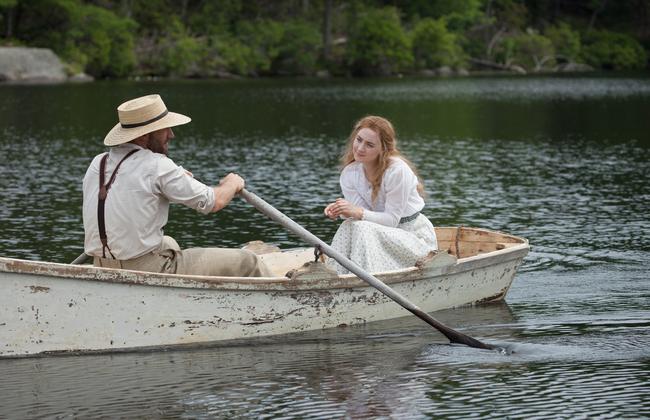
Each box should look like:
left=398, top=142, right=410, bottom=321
left=326, top=214, right=438, bottom=275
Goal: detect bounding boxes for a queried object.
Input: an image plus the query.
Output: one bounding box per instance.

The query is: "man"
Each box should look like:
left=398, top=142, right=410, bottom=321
left=82, top=94, right=271, bottom=277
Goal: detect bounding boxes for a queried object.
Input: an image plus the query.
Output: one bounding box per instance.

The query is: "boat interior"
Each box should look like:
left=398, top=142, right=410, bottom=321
left=251, top=227, right=527, bottom=278
left=0, top=226, right=526, bottom=281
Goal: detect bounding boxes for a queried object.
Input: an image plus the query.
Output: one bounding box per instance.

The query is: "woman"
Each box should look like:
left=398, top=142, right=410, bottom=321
left=324, top=116, right=438, bottom=274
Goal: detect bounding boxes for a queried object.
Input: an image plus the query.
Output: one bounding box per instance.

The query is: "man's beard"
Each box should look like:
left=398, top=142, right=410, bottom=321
left=148, top=137, right=168, bottom=156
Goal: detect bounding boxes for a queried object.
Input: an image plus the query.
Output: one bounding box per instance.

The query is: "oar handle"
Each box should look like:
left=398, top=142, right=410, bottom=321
left=239, top=188, right=494, bottom=350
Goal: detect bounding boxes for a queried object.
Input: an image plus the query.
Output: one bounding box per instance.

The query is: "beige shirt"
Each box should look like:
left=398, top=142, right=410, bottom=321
left=83, top=143, right=215, bottom=259
left=340, top=157, right=425, bottom=227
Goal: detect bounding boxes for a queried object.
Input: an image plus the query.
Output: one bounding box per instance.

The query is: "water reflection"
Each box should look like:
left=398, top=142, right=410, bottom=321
left=1, top=302, right=647, bottom=418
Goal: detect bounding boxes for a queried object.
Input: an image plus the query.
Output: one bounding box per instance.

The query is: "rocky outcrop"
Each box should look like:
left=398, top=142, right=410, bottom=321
left=0, top=47, right=68, bottom=83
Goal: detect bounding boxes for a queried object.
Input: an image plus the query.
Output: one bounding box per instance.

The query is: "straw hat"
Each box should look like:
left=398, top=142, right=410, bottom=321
left=104, top=94, right=191, bottom=146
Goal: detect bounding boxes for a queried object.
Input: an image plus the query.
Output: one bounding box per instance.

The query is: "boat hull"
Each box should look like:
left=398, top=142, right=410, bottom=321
left=0, top=238, right=527, bottom=358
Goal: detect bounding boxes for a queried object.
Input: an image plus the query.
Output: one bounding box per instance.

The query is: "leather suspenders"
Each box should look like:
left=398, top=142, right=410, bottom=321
left=97, top=150, right=138, bottom=258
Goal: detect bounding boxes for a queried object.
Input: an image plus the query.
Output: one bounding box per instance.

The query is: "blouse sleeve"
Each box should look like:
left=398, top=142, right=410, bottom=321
left=361, top=162, right=413, bottom=227
left=340, top=164, right=370, bottom=209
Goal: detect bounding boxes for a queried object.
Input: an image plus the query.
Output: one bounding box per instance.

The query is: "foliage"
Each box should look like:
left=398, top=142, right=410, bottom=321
left=489, top=0, right=529, bottom=30
left=127, top=0, right=181, bottom=37
left=346, top=7, right=413, bottom=76
left=493, top=31, right=555, bottom=71
left=390, top=0, right=483, bottom=30
left=545, top=22, right=581, bottom=62
left=236, top=19, right=284, bottom=75
left=157, top=35, right=203, bottom=77
left=185, top=0, right=244, bottom=36
left=0, top=0, right=648, bottom=77
left=512, top=31, right=555, bottom=71
left=8, top=0, right=135, bottom=77
left=206, top=34, right=258, bottom=76
left=411, top=18, right=465, bottom=69
left=273, top=20, right=321, bottom=75
left=79, top=5, right=136, bottom=77
left=581, top=30, right=647, bottom=70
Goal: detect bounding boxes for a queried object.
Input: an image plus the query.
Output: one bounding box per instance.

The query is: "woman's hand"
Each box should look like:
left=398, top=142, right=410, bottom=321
left=324, top=202, right=338, bottom=220
left=324, top=198, right=363, bottom=220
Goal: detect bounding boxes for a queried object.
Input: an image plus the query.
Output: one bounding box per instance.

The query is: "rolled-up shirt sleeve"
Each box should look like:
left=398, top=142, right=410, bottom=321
left=155, top=157, right=215, bottom=214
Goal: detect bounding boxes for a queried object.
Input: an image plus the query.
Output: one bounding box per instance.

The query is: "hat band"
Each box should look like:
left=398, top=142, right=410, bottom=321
left=120, top=109, right=169, bottom=129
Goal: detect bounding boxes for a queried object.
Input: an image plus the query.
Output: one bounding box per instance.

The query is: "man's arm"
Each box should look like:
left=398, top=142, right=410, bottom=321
left=212, top=173, right=245, bottom=212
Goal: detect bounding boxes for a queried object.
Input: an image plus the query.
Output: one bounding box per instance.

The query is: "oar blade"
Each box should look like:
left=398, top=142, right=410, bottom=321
left=412, top=307, right=494, bottom=350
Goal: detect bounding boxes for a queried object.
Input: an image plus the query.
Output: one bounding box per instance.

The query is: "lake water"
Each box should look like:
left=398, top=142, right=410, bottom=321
left=0, top=75, right=649, bottom=418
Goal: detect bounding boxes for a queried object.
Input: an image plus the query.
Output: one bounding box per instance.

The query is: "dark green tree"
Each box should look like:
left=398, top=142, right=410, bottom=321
left=411, top=18, right=465, bottom=69
left=346, top=6, right=413, bottom=76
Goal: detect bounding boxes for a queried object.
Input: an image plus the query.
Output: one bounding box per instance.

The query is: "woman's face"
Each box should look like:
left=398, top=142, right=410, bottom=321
left=352, top=127, right=382, bottom=164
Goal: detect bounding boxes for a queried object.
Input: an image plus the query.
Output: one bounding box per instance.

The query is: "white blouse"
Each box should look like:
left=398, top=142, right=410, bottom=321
left=340, top=157, right=425, bottom=227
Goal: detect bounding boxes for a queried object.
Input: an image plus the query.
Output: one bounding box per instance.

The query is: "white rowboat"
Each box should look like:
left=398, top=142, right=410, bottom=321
left=0, top=227, right=528, bottom=358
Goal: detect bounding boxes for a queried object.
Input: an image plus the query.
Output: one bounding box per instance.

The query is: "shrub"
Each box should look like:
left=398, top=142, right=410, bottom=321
left=80, top=6, right=136, bottom=77
left=411, top=18, right=465, bottom=69
left=205, top=34, right=258, bottom=76
left=199, top=19, right=320, bottom=77
left=12, top=0, right=135, bottom=77
left=493, top=31, right=555, bottom=71
left=236, top=19, right=284, bottom=75
left=581, top=30, right=647, bottom=70
left=273, top=20, right=321, bottom=75
left=545, top=22, right=581, bottom=62
left=158, top=35, right=203, bottom=77
left=346, top=7, right=413, bottom=76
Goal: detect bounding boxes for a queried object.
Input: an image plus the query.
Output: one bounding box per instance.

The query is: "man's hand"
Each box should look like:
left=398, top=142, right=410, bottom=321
left=212, top=173, right=245, bottom=212
left=219, top=173, right=245, bottom=191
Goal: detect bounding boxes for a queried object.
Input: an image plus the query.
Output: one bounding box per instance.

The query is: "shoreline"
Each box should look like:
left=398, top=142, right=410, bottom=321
left=3, top=68, right=637, bottom=86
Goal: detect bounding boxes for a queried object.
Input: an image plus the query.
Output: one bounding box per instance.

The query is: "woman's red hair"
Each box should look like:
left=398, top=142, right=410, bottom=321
left=340, top=115, right=425, bottom=203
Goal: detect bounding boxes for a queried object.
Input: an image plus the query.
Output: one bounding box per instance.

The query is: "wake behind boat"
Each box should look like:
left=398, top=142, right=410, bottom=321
left=0, top=227, right=528, bottom=358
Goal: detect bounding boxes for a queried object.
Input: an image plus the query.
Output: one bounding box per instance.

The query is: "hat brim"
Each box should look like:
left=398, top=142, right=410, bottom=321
left=104, top=112, right=191, bottom=146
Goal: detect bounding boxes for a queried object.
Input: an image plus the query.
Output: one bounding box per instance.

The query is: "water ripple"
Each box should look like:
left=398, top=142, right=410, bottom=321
left=1, top=78, right=649, bottom=419
left=272, top=77, right=650, bottom=102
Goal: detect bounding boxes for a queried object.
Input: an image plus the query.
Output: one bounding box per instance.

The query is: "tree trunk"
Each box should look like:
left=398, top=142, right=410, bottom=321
left=469, top=57, right=510, bottom=70
left=637, top=0, right=650, bottom=38
left=486, top=26, right=505, bottom=58
left=322, top=0, right=332, bottom=61
left=5, top=6, right=14, bottom=38
left=120, top=0, right=132, bottom=18
left=181, top=0, right=189, bottom=23
left=588, top=0, right=608, bottom=30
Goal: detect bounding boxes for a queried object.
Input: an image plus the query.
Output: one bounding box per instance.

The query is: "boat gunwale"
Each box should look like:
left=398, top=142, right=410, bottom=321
left=0, top=236, right=529, bottom=291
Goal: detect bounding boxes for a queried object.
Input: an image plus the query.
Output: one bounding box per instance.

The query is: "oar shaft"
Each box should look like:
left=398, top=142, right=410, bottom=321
left=71, top=253, right=91, bottom=265
left=239, top=189, right=493, bottom=350
left=241, top=190, right=415, bottom=305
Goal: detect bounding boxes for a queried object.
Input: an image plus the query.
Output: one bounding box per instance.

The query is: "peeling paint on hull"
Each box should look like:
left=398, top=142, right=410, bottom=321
left=0, top=229, right=529, bottom=358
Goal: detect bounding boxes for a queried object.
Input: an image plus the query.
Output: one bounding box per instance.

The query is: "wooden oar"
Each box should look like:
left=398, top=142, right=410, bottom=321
left=239, top=188, right=495, bottom=350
